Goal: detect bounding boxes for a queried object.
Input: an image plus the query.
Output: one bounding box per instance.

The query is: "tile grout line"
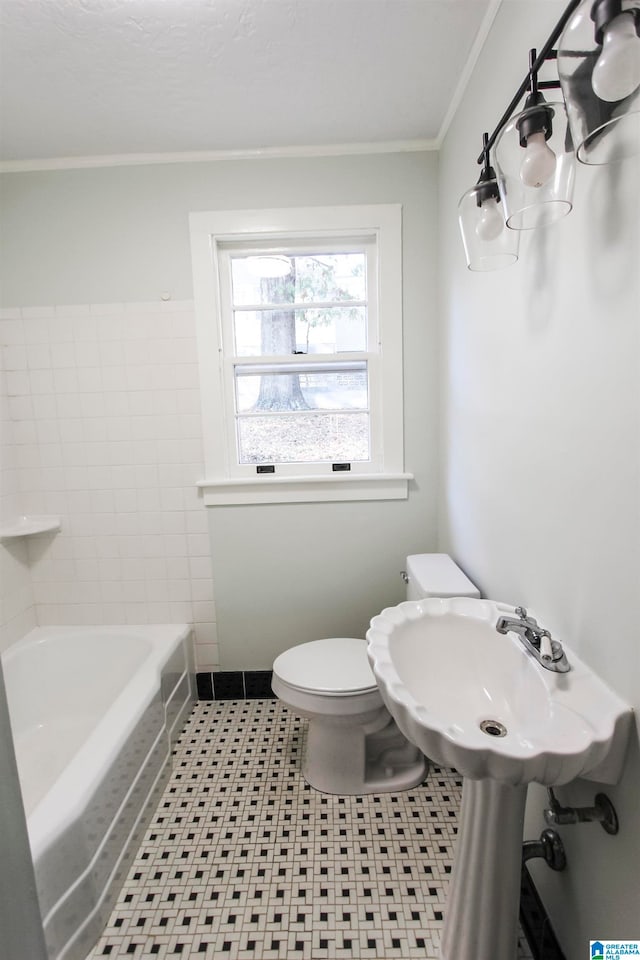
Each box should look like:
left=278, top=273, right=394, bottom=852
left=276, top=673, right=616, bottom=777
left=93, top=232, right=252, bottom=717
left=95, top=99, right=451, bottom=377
left=87, top=699, right=533, bottom=960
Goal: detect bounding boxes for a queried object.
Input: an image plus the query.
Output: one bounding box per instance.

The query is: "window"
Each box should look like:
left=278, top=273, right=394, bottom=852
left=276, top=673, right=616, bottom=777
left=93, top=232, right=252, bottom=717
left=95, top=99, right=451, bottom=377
left=190, top=205, right=411, bottom=505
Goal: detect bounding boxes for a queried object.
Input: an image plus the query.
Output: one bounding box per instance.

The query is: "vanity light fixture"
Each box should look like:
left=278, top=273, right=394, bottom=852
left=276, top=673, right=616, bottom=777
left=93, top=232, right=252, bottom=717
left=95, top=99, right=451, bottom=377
left=458, top=134, right=520, bottom=270
left=494, top=50, right=576, bottom=230
left=592, top=1, right=640, bottom=100
left=460, top=0, right=639, bottom=267
left=514, top=57, right=559, bottom=189
left=558, top=0, right=640, bottom=163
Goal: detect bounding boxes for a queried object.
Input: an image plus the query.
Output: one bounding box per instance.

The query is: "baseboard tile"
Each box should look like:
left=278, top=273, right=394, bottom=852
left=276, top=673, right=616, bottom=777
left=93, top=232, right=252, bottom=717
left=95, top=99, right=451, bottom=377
left=196, top=670, right=275, bottom=701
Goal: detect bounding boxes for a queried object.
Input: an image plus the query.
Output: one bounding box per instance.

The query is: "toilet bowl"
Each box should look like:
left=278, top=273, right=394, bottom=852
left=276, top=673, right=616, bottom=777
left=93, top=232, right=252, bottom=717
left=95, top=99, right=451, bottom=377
left=272, top=636, right=426, bottom=795
left=272, top=553, right=479, bottom=796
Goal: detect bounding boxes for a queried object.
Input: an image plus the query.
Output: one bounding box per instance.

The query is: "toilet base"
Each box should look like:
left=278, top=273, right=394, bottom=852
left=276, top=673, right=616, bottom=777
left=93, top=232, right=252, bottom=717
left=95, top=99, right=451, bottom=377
left=271, top=658, right=427, bottom=796
left=302, top=708, right=427, bottom=796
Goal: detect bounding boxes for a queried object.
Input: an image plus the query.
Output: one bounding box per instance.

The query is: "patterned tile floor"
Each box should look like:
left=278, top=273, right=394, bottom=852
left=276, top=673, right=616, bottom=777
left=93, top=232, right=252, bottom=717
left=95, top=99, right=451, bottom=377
left=88, top=700, right=534, bottom=960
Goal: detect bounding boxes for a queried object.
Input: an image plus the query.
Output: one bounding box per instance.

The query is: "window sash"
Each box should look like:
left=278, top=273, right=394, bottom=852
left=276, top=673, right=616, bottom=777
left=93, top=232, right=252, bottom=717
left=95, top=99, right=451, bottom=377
left=232, top=357, right=368, bottom=376
left=219, top=241, right=377, bottom=358
left=218, top=240, right=380, bottom=473
left=225, top=356, right=382, bottom=476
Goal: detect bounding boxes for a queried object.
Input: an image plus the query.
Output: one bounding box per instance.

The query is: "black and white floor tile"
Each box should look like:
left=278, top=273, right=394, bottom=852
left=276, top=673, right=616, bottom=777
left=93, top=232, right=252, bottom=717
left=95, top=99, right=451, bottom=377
left=88, top=701, right=534, bottom=959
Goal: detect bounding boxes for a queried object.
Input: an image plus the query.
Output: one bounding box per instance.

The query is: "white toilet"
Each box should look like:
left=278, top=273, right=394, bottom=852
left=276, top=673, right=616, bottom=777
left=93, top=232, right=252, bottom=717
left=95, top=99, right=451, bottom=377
left=272, top=553, right=480, bottom=795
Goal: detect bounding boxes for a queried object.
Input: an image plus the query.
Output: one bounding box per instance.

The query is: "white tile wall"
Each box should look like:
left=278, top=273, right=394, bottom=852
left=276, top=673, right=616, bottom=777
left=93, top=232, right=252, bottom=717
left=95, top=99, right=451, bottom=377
left=0, top=302, right=219, bottom=669
left=0, top=356, right=38, bottom=652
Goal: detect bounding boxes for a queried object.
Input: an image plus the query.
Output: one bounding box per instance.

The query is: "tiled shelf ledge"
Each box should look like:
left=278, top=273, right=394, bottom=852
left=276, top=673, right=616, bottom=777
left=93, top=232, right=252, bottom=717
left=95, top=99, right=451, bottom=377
left=0, top=515, right=61, bottom=541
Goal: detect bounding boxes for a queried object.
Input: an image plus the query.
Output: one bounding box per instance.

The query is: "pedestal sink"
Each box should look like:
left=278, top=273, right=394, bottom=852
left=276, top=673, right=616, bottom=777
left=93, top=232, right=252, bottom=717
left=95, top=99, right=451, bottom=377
left=366, top=597, right=632, bottom=960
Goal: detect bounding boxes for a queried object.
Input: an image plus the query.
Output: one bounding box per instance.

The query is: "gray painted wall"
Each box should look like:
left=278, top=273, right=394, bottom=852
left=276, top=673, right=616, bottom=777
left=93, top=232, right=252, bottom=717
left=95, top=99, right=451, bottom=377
left=0, top=153, right=433, bottom=308
left=438, top=2, right=640, bottom=954
left=0, top=151, right=439, bottom=668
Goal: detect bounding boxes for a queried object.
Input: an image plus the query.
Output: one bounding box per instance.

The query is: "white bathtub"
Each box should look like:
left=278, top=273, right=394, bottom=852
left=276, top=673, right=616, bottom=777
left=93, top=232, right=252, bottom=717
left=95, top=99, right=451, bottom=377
left=1, top=624, right=195, bottom=960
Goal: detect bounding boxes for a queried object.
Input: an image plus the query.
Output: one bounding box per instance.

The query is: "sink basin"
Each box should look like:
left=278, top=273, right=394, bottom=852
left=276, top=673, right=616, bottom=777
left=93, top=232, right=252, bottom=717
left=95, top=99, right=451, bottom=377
left=366, top=597, right=632, bottom=786
left=367, top=596, right=632, bottom=960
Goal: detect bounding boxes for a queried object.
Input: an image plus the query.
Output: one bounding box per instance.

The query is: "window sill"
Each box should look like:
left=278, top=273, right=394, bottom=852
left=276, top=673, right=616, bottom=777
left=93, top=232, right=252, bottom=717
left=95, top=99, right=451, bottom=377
left=196, top=473, right=413, bottom=506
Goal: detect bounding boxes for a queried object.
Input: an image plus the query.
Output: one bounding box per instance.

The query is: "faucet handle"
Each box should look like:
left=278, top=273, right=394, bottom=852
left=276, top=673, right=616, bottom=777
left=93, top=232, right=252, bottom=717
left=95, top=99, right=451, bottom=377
left=539, top=631, right=554, bottom=661
left=515, top=606, right=528, bottom=619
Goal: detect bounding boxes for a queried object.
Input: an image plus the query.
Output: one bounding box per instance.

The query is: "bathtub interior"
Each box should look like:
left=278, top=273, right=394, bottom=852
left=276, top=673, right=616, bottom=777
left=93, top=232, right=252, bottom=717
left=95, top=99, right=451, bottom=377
left=3, top=625, right=195, bottom=960
left=7, top=634, right=153, bottom=817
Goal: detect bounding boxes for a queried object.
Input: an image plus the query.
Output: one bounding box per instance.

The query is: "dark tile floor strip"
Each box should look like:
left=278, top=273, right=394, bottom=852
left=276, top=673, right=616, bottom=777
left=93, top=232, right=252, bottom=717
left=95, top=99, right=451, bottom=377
left=88, top=700, right=533, bottom=960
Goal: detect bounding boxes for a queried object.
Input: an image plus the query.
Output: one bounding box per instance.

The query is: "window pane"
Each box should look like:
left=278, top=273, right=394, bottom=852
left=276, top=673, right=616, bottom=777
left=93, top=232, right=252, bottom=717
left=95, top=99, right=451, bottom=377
left=235, top=367, right=368, bottom=414
left=237, top=413, right=370, bottom=464
left=233, top=306, right=367, bottom=356
left=230, top=252, right=366, bottom=307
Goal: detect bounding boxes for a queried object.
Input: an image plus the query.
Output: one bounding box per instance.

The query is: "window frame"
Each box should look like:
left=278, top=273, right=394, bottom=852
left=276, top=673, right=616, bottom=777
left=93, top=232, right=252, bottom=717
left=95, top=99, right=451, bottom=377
left=189, top=205, right=411, bottom=505
left=219, top=236, right=378, bottom=477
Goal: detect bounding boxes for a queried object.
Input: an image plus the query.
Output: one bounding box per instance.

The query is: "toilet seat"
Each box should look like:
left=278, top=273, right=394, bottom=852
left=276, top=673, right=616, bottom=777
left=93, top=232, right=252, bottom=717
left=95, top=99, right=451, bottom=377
left=273, top=637, right=377, bottom=696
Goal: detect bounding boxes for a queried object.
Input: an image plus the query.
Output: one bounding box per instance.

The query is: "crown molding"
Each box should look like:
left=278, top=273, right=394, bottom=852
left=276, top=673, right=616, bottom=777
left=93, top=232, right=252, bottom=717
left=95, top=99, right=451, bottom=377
left=0, top=139, right=438, bottom=174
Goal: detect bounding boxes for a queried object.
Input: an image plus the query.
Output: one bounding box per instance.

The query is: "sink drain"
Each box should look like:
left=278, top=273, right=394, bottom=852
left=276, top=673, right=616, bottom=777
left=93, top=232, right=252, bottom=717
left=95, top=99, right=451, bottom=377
left=480, top=719, right=507, bottom=738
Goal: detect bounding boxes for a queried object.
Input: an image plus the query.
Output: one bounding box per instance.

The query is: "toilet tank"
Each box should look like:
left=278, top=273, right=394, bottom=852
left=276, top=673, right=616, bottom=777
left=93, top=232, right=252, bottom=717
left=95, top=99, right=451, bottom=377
left=404, top=553, right=480, bottom=601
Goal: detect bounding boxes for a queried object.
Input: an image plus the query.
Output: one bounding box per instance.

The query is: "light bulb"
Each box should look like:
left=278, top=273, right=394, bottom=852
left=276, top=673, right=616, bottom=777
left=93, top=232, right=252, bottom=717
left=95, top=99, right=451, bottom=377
left=520, top=131, right=557, bottom=188
left=592, top=11, right=640, bottom=102
left=475, top=197, right=503, bottom=241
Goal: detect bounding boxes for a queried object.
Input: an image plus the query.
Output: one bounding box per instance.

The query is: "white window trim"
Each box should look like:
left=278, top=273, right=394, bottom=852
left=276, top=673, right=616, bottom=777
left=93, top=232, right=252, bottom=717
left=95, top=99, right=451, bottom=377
left=190, top=204, right=411, bottom=505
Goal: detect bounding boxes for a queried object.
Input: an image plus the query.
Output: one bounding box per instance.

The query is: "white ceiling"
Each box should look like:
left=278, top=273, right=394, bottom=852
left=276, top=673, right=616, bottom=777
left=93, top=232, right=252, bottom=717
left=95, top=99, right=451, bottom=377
left=0, top=0, right=497, bottom=164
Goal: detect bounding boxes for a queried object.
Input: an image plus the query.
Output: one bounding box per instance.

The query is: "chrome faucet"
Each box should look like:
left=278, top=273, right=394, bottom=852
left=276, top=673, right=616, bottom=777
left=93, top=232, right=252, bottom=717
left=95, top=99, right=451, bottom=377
left=496, top=606, right=571, bottom=673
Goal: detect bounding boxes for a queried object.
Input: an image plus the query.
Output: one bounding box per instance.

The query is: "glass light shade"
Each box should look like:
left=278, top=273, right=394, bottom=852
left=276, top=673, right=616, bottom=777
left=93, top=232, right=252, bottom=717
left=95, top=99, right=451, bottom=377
left=494, top=101, right=576, bottom=230
left=558, top=0, right=640, bottom=164
left=458, top=180, right=519, bottom=271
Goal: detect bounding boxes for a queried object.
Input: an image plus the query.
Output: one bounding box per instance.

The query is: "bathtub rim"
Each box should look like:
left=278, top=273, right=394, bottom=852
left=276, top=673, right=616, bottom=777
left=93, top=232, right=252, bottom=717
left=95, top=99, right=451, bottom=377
left=2, top=623, right=192, bottom=863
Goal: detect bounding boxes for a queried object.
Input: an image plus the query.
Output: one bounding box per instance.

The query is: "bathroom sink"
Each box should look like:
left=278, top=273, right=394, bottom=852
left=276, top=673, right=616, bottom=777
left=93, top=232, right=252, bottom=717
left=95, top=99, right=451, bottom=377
left=368, top=597, right=633, bottom=960
left=366, top=597, right=632, bottom=787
